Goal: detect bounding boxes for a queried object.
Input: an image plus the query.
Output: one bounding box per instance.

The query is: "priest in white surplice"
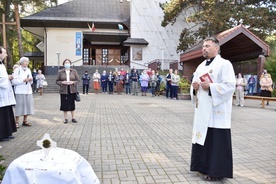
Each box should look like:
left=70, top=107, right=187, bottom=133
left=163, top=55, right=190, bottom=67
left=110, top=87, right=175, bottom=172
left=190, top=37, right=236, bottom=181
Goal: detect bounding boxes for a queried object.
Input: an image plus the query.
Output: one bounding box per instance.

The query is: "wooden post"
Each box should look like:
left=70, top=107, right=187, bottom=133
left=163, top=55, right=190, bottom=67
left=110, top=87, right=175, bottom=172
left=0, top=14, right=16, bottom=67
left=1, top=14, right=16, bottom=48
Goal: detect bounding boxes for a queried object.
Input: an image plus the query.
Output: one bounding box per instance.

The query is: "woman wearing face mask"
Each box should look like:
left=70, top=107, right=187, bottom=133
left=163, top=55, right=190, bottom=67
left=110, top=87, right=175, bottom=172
left=56, top=59, right=80, bottom=124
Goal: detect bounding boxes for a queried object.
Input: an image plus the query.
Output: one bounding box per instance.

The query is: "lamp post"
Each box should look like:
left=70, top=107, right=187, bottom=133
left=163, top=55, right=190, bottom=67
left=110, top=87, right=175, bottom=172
left=56, top=51, right=60, bottom=72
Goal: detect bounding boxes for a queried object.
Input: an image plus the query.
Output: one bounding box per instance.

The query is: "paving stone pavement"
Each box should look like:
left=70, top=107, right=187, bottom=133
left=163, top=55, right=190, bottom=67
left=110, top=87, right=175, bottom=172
left=0, top=93, right=275, bottom=184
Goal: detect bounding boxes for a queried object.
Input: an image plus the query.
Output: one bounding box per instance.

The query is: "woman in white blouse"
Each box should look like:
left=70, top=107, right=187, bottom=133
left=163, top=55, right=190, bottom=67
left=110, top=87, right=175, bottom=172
left=12, top=57, right=34, bottom=127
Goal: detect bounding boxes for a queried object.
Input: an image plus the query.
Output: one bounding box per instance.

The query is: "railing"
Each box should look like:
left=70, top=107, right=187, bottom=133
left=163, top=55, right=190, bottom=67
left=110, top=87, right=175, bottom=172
left=131, top=61, right=148, bottom=67
left=148, top=59, right=179, bottom=71
left=71, top=58, right=83, bottom=65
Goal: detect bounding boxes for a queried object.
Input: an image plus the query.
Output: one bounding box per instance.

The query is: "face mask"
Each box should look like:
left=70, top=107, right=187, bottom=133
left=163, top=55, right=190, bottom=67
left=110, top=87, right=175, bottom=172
left=64, top=63, right=70, bottom=69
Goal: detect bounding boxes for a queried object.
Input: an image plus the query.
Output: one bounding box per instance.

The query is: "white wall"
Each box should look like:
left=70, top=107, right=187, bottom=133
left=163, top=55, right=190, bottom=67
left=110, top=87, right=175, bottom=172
left=45, top=0, right=197, bottom=70
left=46, top=28, right=83, bottom=66
left=130, top=0, right=197, bottom=69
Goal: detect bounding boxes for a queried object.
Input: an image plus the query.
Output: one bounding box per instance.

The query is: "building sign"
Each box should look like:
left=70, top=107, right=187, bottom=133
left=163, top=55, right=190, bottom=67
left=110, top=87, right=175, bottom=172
left=75, top=32, right=82, bottom=56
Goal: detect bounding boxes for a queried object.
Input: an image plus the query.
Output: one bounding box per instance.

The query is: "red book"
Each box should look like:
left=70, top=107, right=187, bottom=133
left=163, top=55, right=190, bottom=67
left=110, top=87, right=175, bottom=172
left=200, top=73, right=213, bottom=83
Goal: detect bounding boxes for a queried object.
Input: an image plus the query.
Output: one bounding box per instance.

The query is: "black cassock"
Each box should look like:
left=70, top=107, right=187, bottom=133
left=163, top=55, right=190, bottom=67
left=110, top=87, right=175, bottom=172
left=0, top=106, right=17, bottom=139
left=190, top=127, right=233, bottom=178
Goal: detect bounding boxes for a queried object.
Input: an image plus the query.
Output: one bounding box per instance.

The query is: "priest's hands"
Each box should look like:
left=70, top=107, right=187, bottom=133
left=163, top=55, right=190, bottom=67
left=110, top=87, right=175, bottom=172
left=192, top=82, right=199, bottom=90
left=201, top=81, right=210, bottom=90
left=192, top=81, right=210, bottom=91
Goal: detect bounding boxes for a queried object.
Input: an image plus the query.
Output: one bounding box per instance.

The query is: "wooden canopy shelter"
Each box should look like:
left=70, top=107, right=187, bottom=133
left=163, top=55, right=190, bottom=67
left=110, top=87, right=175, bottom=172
left=180, top=24, right=270, bottom=79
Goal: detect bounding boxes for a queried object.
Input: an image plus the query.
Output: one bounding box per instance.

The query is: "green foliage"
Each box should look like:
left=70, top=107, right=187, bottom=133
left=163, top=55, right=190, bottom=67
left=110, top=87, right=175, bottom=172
left=0, top=155, right=6, bottom=181
left=1, top=0, right=58, bottom=69
left=179, top=77, right=191, bottom=93
left=160, top=0, right=276, bottom=53
left=271, top=90, right=276, bottom=97
left=264, top=35, right=276, bottom=97
left=157, top=71, right=191, bottom=94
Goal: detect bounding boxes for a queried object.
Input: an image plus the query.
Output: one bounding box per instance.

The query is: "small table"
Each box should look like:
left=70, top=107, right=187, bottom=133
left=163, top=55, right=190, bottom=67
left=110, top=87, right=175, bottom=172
left=2, top=147, right=100, bottom=184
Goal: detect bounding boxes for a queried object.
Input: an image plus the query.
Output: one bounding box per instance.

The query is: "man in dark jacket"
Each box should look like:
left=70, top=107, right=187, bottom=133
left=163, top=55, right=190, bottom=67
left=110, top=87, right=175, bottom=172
left=82, top=71, right=90, bottom=94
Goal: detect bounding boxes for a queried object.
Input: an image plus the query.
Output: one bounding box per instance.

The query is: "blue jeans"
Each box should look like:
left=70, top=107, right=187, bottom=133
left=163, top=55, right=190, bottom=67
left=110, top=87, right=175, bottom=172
left=248, top=84, right=255, bottom=95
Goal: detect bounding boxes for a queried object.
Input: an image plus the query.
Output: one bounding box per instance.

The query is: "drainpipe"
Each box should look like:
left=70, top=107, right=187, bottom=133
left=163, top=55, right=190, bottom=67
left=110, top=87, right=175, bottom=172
left=43, top=20, right=47, bottom=74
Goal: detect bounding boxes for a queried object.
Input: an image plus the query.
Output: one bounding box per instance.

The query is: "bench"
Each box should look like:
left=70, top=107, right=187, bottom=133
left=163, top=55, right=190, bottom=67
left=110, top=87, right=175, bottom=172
left=233, top=95, right=276, bottom=108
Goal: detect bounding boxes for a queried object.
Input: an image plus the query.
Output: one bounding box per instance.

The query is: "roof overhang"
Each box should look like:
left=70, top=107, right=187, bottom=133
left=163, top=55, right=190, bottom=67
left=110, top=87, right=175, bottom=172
left=122, top=38, right=149, bottom=46
left=180, top=24, right=270, bottom=63
left=83, top=32, right=130, bottom=46
left=24, top=52, right=44, bottom=61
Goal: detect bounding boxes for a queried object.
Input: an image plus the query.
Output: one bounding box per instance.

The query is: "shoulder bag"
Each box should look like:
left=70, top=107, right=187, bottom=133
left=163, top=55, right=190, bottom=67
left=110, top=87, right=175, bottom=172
left=75, top=86, right=81, bottom=102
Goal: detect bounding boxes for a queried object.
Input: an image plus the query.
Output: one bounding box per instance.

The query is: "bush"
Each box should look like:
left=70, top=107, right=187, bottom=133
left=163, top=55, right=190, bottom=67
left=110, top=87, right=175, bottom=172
left=272, top=89, right=276, bottom=97
left=179, top=77, right=191, bottom=94
left=157, top=73, right=191, bottom=94
left=0, top=155, right=6, bottom=182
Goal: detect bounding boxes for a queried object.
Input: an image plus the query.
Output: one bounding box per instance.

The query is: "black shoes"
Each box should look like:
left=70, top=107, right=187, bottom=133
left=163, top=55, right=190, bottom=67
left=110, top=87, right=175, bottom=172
left=64, top=119, right=77, bottom=123
left=0, top=136, right=14, bottom=141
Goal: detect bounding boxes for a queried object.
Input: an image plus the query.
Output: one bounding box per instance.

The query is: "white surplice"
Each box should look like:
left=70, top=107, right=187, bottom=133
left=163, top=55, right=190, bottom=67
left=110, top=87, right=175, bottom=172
left=191, top=55, right=236, bottom=146
left=0, top=62, right=16, bottom=107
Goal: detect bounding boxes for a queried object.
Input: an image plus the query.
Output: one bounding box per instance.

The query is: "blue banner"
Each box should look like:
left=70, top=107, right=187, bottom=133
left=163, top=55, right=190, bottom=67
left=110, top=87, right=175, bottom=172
left=75, top=32, right=82, bottom=56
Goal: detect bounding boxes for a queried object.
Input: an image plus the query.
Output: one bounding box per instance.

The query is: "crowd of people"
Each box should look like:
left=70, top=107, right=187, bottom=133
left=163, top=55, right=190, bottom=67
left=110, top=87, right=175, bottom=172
left=80, top=67, right=182, bottom=99
left=234, top=70, right=274, bottom=107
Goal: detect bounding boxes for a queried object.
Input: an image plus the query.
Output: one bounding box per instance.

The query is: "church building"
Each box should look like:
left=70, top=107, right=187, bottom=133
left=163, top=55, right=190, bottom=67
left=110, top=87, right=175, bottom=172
left=21, top=0, right=195, bottom=75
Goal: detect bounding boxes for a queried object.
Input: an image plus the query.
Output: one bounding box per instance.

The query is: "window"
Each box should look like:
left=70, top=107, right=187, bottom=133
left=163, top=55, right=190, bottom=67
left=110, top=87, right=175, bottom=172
left=132, top=47, right=142, bottom=61
left=83, top=48, right=89, bottom=63
left=102, top=49, right=108, bottom=64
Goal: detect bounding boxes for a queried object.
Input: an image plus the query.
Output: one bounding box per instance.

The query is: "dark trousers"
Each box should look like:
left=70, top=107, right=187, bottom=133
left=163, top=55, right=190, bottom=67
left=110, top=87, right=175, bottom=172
left=32, top=81, right=37, bottom=92
left=125, top=83, right=131, bottom=94
left=108, top=82, right=114, bottom=93
left=83, top=84, right=89, bottom=94
left=102, top=86, right=107, bottom=93
left=151, top=84, right=156, bottom=95
left=172, top=85, right=178, bottom=99
left=166, top=83, right=173, bottom=98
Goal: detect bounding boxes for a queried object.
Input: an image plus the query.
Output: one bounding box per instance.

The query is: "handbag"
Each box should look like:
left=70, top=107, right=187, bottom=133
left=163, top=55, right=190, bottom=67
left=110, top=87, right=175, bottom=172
left=43, top=81, right=48, bottom=87
left=75, top=92, right=81, bottom=102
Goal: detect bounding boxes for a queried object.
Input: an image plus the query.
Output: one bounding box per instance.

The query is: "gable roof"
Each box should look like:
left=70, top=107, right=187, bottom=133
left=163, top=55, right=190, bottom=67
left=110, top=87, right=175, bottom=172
left=21, top=0, right=130, bottom=28
left=180, top=24, right=270, bottom=63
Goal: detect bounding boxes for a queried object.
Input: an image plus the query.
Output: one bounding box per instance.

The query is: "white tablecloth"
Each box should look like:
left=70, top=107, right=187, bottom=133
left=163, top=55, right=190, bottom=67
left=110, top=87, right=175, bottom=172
left=2, top=148, right=100, bottom=184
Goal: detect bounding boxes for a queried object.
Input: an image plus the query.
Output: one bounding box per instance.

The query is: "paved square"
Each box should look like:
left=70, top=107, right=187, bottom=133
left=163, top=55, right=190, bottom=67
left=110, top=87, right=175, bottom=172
left=0, top=93, right=275, bottom=183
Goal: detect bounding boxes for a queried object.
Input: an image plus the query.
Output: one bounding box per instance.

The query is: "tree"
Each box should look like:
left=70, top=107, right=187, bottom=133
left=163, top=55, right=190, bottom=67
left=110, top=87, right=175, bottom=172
left=160, top=0, right=276, bottom=53
left=0, top=0, right=58, bottom=69
left=265, top=36, right=276, bottom=84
